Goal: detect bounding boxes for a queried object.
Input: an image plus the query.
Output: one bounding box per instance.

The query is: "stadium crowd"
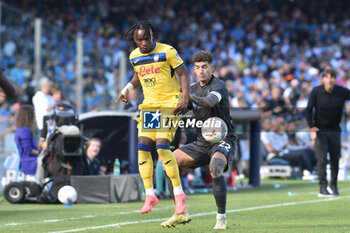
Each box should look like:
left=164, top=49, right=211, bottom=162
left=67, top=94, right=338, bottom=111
left=1, top=0, right=350, bottom=174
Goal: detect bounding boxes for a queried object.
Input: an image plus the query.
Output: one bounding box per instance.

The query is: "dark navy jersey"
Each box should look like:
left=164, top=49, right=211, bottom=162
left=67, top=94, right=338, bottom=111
left=190, top=75, right=236, bottom=144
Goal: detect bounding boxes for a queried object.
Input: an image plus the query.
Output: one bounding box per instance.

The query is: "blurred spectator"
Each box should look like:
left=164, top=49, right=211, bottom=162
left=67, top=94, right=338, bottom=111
left=283, top=78, right=300, bottom=107
left=14, top=105, right=39, bottom=175
left=85, top=89, right=101, bottom=111
left=32, top=78, right=55, bottom=131
left=0, top=96, right=10, bottom=150
left=9, top=61, right=26, bottom=86
left=261, top=86, right=287, bottom=118
left=2, top=103, right=20, bottom=155
left=51, top=84, right=63, bottom=104
left=3, top=0, right=350, bottom=170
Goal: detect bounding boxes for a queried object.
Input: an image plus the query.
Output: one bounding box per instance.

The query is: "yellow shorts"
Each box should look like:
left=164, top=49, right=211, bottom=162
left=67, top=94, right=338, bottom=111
left=137, top=104, right=179, bottom=142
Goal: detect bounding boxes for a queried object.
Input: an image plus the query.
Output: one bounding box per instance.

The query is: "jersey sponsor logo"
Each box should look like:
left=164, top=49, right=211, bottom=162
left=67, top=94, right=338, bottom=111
left=143, top=110, right=161, bottom=129
left=139, top=65, right=160, bottom=77
left=143, top=77, right=156, bottom=87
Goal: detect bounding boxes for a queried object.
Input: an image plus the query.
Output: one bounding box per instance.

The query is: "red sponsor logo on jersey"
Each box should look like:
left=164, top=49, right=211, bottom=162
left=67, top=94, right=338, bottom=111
left=139, top=65, right=160, bottom=77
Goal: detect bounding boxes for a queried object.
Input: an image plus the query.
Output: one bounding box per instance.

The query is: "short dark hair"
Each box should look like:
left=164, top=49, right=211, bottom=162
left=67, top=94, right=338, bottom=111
left=85, top=137, right=101, bottom=149
left=192, top=50, right=213, bottom=64
left=322, top=68, right=336, bottom=79
left=125, top=21, right=159, bottom=41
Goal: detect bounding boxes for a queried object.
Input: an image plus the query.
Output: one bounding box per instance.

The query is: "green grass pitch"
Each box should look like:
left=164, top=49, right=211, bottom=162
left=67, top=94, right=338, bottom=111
left=0, top=179, right=349, bottom=233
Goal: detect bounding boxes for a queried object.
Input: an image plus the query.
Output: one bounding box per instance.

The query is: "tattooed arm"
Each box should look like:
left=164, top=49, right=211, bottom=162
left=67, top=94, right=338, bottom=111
left=190, top=93, right=220, bottom=108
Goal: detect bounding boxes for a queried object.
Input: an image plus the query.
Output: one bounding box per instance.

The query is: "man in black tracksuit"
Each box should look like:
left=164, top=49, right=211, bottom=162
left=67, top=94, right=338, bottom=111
left=305, top=68, right=350, bottom=197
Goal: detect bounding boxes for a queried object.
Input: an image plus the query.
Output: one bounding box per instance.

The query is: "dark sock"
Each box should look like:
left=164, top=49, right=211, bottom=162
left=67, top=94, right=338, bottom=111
left=212, top=176, right=227, bottom=214
left=164, top=171, right=174, bottom=200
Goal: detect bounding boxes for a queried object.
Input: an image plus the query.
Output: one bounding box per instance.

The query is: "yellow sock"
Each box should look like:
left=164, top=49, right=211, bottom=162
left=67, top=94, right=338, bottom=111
left=157, top=145, right=181, bottom=187
left=138, top=144, right=153, bottom=189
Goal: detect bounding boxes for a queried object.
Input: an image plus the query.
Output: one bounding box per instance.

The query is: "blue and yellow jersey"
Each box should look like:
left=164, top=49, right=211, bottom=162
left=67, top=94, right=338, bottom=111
left=129, top=42, right=184, bottom=107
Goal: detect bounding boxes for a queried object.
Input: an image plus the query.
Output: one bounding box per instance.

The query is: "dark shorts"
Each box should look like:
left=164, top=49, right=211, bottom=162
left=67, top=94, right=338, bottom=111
left=179, top=136, right=236, bottom=172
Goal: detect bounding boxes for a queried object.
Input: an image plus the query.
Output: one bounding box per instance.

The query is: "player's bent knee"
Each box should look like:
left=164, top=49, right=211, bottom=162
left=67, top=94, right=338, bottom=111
left=138, top=137, right=154, bottom=146
left=209, top=157, right=226, bottom=178
left=173, top=149, right=195, bottom=167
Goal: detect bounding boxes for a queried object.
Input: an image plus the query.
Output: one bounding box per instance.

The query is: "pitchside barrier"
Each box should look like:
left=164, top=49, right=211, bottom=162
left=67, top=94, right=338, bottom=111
left=230, top=110, right=261, bottom=186
left=78, top=109, right=262, bottom=186
left=0, top=110, right=262, bottom=196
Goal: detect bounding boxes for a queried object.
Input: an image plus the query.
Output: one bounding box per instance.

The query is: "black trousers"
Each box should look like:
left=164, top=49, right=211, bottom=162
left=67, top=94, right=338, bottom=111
left=314, top=131, right=341, bottom=187
left=281, top=148, right=315, bottom=172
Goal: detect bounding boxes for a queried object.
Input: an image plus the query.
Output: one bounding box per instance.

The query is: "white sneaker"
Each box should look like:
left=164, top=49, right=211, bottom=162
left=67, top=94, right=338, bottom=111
left=213, top=215, right=227, bottom=230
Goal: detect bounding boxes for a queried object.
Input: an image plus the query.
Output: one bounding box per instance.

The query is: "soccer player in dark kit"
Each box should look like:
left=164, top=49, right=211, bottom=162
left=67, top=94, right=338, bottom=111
left=161, top=50, right=237, bottom=229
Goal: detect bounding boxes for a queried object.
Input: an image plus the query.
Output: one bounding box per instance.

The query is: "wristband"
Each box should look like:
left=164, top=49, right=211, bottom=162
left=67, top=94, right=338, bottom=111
left=121, top=82, right=134, bottom=95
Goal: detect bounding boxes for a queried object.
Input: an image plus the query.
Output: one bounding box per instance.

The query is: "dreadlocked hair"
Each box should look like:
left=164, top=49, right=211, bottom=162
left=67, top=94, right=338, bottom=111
left=124, top=21, right=159, bottom=41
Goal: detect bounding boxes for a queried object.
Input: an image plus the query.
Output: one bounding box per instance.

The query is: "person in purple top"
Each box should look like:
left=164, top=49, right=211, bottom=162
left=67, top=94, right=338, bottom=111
left=15, top=105, right=39, bottom=175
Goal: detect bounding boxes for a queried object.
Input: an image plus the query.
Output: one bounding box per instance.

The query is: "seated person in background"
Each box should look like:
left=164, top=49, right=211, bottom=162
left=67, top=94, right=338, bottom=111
left=83, top=137, right=102, bottom=175
left=15, top=105, right=39, bottom=175
left=261, top=117, right=314, bottom=173
left=286, top=117, right=316, bottom=153
left=286, top=117, right=317, bottom=177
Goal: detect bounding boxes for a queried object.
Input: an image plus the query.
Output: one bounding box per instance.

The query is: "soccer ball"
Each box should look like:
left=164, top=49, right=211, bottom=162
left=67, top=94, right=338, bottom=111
left=57, top=185, right=78, bottom=204
left=201, top=117, right=228, bottom=143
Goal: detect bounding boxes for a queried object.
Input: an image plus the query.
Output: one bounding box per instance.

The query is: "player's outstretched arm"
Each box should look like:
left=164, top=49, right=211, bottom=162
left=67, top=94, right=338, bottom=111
left=190, top=93, right=220, bottom=108
left=115, top=72, right=140, bottom=104
left=0, top=68, right=17, bottom=98
left=174, top=66, right=190, bottom=115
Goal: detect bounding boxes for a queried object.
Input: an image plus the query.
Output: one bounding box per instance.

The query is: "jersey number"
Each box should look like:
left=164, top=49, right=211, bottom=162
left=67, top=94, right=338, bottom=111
left=218, top=141, right=231, bottom=152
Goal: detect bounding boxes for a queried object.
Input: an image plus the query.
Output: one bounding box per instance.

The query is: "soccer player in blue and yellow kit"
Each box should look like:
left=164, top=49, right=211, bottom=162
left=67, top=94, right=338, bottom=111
left=116, top=21, right=189, bottom=217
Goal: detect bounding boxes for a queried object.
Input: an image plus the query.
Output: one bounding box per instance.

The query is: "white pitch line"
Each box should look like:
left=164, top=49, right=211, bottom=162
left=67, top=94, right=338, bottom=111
left=48, top=195, right=350, bottom=233
left=274, top=187, right=350, bottom=196
left=43, top=215, right=97, bottom=223
left=5, top=223, right=22, bottom=226
left=0, top=205, right=174, bottom=229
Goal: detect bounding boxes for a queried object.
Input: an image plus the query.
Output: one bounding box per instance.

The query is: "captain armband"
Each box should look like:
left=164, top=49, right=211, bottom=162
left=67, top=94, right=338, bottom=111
left=209, top=91, right=222, bottom=102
